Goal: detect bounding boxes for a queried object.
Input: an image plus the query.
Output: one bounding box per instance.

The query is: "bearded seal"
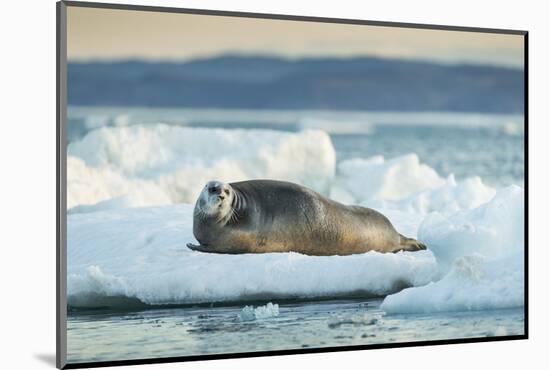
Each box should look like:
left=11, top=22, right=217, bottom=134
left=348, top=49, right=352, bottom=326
left=187, top=179, right=426, bottom=256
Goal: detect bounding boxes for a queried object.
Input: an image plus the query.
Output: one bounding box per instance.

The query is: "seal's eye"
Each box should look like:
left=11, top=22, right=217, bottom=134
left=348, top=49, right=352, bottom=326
left=224, top=189, right=229, bottom=195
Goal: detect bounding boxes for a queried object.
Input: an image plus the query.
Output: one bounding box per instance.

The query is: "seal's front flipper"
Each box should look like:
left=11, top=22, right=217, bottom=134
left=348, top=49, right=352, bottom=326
left=186, top=243, right=208, bottom=252
left=186, top=243, right=225, bottom=254
left=186, top=243, right=241, bottom=254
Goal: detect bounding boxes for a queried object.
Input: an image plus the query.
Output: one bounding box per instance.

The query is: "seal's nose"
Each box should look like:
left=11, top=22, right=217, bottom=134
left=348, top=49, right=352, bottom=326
left=208, top=185, right=221, bottom=194
left=218, top=194, right=225, bottom=201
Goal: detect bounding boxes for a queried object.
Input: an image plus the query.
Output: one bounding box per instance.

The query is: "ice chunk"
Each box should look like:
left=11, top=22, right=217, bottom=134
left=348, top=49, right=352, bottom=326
left=365, top=175, right=496, bottom=216
left=68, top=125, right=335, bottom=210
left=238, top=303, right=280, bottom=321
left=381, top=186, right=524, bottom=314
left=333, top=154, right=445, bottom=203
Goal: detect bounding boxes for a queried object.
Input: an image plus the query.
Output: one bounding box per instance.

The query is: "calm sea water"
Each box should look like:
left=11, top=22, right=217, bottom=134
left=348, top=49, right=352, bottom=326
left=67, top=299, right=524, bottom=364
left=332, top=126, right=524, bottom=187
left=66, top=107, right=525, bottom=364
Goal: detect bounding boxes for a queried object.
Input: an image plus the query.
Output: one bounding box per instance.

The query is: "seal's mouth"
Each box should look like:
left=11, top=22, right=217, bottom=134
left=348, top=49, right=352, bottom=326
left=214, top=196, right=225, bottom=208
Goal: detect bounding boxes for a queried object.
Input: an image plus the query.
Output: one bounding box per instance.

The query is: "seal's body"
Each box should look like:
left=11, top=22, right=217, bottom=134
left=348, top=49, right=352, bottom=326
left=188, top=180, right=426, bottom=256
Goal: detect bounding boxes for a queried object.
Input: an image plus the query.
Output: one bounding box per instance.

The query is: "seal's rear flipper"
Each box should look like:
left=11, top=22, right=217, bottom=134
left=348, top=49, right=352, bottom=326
left=396, top=234, right=427, bottom=252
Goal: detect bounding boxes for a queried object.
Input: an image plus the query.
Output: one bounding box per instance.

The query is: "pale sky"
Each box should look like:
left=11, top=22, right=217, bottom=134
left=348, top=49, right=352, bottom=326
left=67, top=6, right=524, bottom=68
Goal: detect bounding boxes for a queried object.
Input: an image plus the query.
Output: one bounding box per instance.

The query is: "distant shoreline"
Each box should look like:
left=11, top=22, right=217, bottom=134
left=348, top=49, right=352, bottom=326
left=67, top=55, right=524, bottom=114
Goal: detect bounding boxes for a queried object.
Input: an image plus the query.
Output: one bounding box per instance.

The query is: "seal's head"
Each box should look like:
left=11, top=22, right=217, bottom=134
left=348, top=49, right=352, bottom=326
left=195, top=180, right=235, bottom=221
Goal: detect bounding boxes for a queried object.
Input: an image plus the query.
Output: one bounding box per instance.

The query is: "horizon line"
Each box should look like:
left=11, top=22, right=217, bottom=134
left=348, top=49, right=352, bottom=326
left=67, top=52, right=524, bottom=70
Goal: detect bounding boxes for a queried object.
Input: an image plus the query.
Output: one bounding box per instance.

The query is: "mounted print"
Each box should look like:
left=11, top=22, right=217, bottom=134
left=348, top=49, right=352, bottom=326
left=56, top=1, right=528, bottom=368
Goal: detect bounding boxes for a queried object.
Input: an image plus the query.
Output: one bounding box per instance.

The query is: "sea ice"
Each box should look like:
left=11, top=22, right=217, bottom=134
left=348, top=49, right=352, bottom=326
left=67, top=204, right=437, bottom=307
left=381, top=186, right=524, bottom=314
left=66, top=125, right=524, bottom=314
left=68, top=125, right=335, bottom=209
